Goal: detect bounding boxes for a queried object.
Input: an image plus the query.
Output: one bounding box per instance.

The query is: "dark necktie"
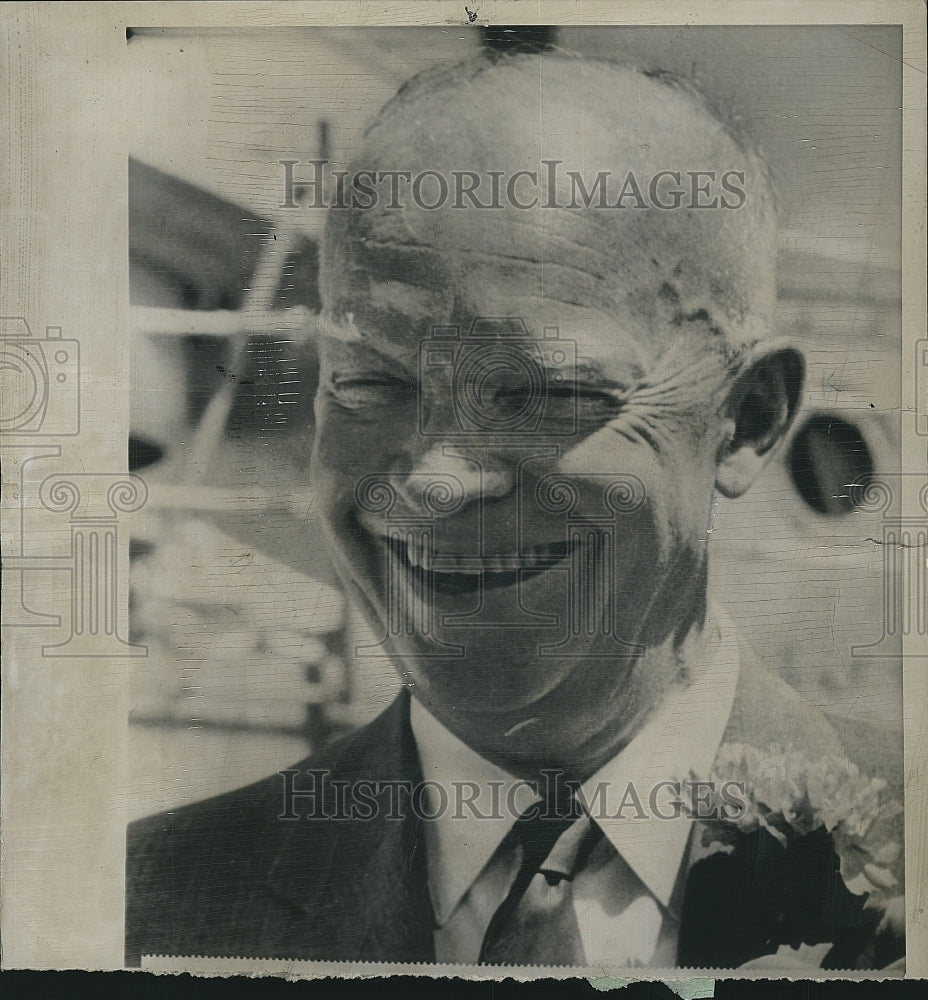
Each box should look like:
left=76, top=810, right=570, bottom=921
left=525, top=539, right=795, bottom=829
left=479, top=798, right=603, bottom=967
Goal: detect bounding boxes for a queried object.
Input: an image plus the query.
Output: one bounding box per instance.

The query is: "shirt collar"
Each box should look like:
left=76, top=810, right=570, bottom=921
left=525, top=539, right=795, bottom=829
left=410, top=606, right=741, bottom=927
left=410, top=697, right=529, bottom=927
left=582, top=606, right=740, bottom=911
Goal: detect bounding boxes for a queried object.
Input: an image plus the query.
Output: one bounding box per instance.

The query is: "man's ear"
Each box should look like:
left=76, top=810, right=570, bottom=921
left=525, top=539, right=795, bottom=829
left=715, top=340, right=805, bottom=499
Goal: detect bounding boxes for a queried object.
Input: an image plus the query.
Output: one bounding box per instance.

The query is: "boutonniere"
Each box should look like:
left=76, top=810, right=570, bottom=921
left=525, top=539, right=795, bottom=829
left=677, top=743, right=904, bottom=971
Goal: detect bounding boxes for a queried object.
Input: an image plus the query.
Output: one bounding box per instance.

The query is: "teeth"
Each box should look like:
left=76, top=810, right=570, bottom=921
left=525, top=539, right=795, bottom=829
left=396, top=539, right=569, bottom=574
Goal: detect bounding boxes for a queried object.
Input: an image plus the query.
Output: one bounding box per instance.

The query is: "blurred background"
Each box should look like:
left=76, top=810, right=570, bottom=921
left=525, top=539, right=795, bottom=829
left=126, top=25, right=902, bottom=817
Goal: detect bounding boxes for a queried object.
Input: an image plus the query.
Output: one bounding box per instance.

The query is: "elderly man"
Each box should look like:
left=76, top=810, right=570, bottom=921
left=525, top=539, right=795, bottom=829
left=126, top=52, right=904, bottom=971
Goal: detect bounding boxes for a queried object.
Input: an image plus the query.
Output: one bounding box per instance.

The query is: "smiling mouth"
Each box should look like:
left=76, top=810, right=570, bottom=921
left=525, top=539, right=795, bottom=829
left=381, top=536, right=574, bottom=594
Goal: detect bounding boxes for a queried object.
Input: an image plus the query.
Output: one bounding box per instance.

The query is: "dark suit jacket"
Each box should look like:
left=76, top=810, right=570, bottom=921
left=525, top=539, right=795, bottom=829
left=125, top=650, right=903, bottom=968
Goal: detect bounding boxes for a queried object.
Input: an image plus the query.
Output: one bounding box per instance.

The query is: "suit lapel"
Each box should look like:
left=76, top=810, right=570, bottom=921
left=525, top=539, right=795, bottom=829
left=348, top=798, right=435, bottom=961
left=265, top=691, right=435, bottom=962
left=676, top=646, right=854, bottom=969
left=263, top=658, right=844, bottom=967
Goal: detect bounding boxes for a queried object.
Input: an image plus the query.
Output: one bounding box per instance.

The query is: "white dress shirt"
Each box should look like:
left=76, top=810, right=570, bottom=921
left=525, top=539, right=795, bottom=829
left=409, top=608, right=741, bottom=968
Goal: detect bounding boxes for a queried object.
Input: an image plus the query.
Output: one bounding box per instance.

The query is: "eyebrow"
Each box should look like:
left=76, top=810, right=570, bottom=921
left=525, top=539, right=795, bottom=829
left=550, top=358, right=638, bottom=393
left=319, top=330, right=420, bottom=372
left=313, top=312, right=364, bottom=343
left=316, top=309, right=426, bottom=364
left=318, top=318, right=643, bottom=392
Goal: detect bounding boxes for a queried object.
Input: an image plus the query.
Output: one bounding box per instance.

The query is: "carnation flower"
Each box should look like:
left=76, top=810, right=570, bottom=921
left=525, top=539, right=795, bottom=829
left=687, top=743, right=903, bottom=915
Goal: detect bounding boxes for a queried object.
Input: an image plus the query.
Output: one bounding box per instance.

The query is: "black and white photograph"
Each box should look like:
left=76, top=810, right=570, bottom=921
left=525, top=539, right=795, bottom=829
left=1, top=3, right=925, bottom=986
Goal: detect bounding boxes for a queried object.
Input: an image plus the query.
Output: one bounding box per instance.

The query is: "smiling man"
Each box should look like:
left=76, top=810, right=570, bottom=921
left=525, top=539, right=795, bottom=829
left=125, top=52, right=904, bottom=972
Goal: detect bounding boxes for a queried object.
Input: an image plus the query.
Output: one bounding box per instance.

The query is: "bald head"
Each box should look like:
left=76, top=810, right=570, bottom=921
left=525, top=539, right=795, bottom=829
left=321, top=51, right=779, bottom=365
left=312, top=53, right=803, bottom=770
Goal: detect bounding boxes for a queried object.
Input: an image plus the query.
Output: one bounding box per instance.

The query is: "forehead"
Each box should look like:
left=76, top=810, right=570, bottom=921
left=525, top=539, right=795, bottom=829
left=320, top=277, right=657, bottom=381
left=321, top=166, right=774, bottom=379
left=319, top=54, right=779, bottom=372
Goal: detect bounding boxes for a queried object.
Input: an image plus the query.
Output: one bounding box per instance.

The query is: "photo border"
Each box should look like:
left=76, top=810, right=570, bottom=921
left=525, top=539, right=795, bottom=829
left=1, top=0, right=924, bottom=982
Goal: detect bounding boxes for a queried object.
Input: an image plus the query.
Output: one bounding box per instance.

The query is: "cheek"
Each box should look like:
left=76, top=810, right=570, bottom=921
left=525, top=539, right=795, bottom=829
left=315, top=401, right=391, bottom=467
left=553, top=426, right=714, bottom=554
left=312, top=410, right=377, bottom=522
left=555, top=426, right=668, bottom=510
left=656, top=449, right=718, bottom=556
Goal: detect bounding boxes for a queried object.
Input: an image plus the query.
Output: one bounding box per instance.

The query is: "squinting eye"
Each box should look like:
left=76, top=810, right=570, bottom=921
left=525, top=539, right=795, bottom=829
left=572, top=388, right=623, bottom=416
left=328, top=374, right=414, bottom=408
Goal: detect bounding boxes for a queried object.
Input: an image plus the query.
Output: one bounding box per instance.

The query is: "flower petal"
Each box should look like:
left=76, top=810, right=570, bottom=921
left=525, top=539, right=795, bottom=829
left=737, top=943, right=833, bottom=970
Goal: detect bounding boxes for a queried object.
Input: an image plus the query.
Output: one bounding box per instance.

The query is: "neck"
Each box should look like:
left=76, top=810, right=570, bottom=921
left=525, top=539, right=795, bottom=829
left=514, top=609, right=714, bottom=786
left=424, top=586, right=714, bottom=787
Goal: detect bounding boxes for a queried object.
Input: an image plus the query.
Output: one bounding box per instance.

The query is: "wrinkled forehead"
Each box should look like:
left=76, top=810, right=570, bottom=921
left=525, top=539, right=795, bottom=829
left=317, top=292, right=655, bottom=386
left=321, top=56, right=777, bottom=360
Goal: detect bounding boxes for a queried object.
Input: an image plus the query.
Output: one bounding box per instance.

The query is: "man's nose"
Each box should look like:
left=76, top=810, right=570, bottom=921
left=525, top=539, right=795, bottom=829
left=393, top=444, right=515, bottom=516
